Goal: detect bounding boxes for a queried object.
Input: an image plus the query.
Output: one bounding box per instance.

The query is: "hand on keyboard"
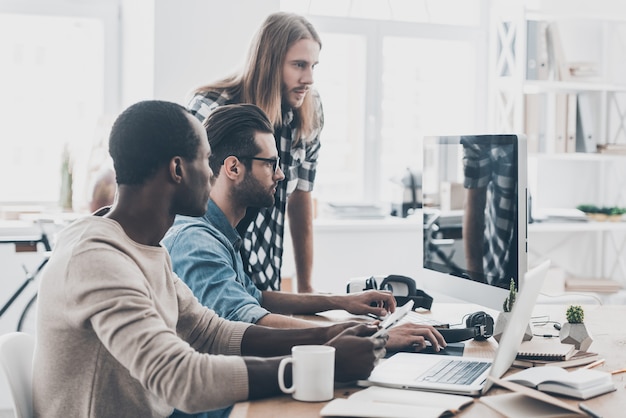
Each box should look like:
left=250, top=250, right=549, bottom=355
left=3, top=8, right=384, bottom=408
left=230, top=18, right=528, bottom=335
left=385, top=322, right=447, bottom=353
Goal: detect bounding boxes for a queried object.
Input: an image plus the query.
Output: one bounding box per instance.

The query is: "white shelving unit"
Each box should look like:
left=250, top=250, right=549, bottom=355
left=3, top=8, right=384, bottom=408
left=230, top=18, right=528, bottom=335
left=489, top=2, right=626, bottom=296
left=490, top=4, right=626, bottom=152
left=490, top=3, right=626, bottom=205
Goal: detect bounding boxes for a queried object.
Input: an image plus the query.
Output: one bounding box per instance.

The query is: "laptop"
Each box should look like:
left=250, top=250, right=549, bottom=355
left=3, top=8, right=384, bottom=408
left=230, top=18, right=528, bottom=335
left=358, top=259, right=551, bottom=396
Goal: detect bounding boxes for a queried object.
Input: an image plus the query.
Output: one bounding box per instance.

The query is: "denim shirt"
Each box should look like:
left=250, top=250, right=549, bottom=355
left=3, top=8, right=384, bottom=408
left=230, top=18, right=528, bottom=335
left=162, top=199, right=269, bottom=324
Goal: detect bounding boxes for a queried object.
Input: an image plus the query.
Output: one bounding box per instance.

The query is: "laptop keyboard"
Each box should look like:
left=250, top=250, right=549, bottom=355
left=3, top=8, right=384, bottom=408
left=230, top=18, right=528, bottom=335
left=398, top=311, right=450, bottom=328
left=416, top=359, right=491, bottom=385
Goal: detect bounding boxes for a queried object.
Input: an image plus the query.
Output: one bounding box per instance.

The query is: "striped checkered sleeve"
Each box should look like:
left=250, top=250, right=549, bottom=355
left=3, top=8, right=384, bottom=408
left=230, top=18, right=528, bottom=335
left=187, top=90, right=232, bottom=123
left=462, top=143, right=493, bottom=189
left=295, top=91, right=324, bottom=192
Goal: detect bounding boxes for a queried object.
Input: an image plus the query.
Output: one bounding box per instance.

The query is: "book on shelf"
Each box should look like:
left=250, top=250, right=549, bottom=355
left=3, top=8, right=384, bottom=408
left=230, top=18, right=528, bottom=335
left=568, top=61, right=599, bottom=79
left=546, top=22, right=570, bottom=81
left=576, top=93, right=597, bottom=153
left=526, top=20, right=550, bottom=80
left=513, top=350, right=600, bottom=369
left=565, top=93, right=577, bottom=153
left=503, top=366, right=616, bottom=400
left=553, top=93, right=568, bottom=153
left=524, top=94, right=547, bottom=153
left=320, top=386, right=473, bottom=418
left=516, top=340, right=576, bottom=361
left=598, top=144, right=626, bottom=155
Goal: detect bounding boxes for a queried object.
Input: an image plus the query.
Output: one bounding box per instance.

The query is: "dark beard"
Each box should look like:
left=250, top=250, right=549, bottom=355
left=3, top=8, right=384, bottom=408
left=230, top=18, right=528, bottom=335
left=234, top=171, right=275, bottom=209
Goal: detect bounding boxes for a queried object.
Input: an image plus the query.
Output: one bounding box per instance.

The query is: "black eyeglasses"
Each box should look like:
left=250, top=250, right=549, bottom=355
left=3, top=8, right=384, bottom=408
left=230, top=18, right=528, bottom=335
left=236, top=156, right=281, bottom=173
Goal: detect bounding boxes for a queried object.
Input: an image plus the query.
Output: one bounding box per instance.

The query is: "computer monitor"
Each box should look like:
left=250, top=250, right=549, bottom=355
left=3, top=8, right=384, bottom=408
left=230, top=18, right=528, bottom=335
left=419, top=134, right=528, bottom=311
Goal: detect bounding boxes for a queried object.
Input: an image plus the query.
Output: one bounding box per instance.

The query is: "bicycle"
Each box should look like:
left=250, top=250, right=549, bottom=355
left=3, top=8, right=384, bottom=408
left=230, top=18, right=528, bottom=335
left=0, top=228, right=52, bottom=335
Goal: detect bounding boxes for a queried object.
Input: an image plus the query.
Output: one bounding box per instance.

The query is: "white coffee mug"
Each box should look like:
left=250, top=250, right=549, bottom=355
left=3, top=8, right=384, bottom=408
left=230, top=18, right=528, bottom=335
left=277, top=345, right=335, bottom=402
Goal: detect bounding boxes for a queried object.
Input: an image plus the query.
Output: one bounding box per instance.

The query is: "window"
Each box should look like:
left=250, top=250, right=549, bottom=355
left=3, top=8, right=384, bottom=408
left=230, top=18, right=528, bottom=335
left=281, top=0, right=489, bottom=207
left=0, top=1, right=119, bottom=212
left=313, top=33, right=367, bottom=201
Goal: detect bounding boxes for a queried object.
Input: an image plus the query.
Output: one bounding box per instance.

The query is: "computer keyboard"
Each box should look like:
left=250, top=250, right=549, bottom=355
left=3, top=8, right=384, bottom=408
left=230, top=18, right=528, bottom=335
left=417, top=359, right=491, bottom=385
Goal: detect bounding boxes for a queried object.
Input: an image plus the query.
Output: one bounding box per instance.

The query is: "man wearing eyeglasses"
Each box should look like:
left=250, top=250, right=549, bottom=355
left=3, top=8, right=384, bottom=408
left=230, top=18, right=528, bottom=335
left=163, top=104, right=399, bottom=328
left=162, top=103, right=445, bottom=353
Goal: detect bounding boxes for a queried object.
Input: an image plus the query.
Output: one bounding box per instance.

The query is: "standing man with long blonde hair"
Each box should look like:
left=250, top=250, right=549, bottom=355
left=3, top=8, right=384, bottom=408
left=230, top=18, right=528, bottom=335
left=187, top=12, right=323, bottom=293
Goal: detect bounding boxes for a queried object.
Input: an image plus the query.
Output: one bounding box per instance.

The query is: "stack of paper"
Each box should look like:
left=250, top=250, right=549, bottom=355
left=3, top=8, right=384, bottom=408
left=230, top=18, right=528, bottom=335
left=532, top=208, right=588, bottom=223
left=565, top=278, right=622, bottom=293
left=324, top=203, right=387, bottom=219
left=513, top=350, right=600, bottom=369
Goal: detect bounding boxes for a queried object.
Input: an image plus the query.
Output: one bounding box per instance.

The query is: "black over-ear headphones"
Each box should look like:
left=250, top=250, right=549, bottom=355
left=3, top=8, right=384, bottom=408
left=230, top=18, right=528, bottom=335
left=378, top=275, right=434, bottom=310
left=347, top=275, right=434, bottom=310
left=437, top=311, right=494, bottom=343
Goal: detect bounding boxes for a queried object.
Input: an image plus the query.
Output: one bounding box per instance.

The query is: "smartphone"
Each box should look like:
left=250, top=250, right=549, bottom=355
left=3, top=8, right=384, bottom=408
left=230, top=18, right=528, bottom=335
left=371, top=300, right=414, bottom=338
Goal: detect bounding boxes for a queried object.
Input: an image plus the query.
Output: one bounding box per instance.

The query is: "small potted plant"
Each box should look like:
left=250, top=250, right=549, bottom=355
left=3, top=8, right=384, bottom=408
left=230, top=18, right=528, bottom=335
left=560, top=305, right=593, bottom=351
left=493, top=278, right=532, bottom=342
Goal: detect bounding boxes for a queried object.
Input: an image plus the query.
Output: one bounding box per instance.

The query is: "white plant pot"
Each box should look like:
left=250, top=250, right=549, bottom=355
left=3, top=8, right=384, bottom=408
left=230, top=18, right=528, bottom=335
left=560, top=323, right=593, bottom=351
left=493, top=312, right=533, bottom=343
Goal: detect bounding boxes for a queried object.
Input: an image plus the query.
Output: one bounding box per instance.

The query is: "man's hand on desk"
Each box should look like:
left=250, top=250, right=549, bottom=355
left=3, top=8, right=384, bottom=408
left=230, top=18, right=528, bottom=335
left=339, top=290, right=397, bottom=317
left=318, top=313, right=447, bottom=355
left=325, top=323, right=386, bottom=382
left=386, top=323, right=447, bottom=353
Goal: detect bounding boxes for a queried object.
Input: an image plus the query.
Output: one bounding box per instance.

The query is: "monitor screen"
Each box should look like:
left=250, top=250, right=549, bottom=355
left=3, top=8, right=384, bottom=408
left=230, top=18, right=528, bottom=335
left=419, top=134, right=528, bottom=310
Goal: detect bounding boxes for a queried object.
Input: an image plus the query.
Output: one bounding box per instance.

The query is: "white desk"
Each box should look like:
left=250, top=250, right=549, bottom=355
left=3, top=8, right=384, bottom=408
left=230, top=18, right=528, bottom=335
left=231, top=303, right=626, bottom=417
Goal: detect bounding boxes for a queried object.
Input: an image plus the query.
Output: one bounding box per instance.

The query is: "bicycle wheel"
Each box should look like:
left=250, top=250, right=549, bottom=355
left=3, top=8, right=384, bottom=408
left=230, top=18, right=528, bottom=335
left=17, top=293, right=38, bottom=336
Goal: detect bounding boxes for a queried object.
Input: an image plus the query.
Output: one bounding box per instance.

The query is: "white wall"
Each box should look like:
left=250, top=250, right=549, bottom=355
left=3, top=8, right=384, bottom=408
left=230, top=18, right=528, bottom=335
left=283, top=217, right=423, bottom=294
left=121, top=0, right=280, bottom=107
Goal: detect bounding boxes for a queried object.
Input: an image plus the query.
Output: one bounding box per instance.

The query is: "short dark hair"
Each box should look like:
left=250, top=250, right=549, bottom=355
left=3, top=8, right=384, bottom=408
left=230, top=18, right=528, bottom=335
left=203, top=104, right=274, bottom=175
left=109, top=100, right=200, bottom=185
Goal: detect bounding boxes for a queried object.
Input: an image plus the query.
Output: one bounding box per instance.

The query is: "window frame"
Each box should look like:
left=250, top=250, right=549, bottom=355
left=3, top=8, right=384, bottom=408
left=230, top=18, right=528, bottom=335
left=305, top=14, right=490, bottom=203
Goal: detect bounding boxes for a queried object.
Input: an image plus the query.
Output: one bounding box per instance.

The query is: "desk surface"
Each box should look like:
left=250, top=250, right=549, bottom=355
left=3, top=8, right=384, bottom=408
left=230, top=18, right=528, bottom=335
left=230, top=303, right=626, bottom=418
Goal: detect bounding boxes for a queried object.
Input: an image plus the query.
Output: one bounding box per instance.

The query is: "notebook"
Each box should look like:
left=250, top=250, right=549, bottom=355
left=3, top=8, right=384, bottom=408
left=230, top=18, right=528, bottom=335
left=516, top=340, right=575, bottom=361
left=358, top=260, right=551, bottom=396
left=503, top=366, right=616, bottom=399
left=512, top=350, right=600, bottom=369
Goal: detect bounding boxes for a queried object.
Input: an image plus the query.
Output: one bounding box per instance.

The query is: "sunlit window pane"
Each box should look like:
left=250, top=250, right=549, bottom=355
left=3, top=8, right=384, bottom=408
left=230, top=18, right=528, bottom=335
left=313, top=33, right=366, bottom=203
left=379, top=37, right=476, bottom=203
left=0, top=14, right=104, bottom=206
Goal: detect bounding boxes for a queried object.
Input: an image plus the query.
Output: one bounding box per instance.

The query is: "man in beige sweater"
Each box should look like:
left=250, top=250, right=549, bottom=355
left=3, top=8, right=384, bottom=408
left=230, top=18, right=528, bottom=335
left=33, top=100, right=384, bottom=418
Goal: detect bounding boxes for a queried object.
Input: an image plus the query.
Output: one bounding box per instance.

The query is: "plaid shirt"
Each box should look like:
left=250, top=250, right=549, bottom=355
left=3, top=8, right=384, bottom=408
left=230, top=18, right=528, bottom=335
left=188, top=90, right=323, bottom=290
left=462, top=139, right=517, bottom=289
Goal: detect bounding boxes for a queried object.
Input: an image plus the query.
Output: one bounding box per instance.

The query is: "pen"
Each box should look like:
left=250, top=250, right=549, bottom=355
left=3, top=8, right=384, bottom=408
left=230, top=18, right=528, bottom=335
left=610, top=367, right=626, bottom=375
left=579, top=403, right=602, bottom=418
left=367, top=313, right=382, bottom=321
left=583, top=359, right=605, bottom=369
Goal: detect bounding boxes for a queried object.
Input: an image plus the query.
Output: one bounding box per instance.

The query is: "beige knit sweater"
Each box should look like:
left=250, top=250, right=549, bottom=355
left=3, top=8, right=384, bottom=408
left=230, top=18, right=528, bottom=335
left=33, top=216, right=252, bottom=417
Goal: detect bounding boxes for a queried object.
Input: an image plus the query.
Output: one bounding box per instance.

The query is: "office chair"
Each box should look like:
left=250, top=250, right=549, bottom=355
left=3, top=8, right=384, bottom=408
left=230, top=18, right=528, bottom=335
left=0, top=332, right=34, bottom=418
